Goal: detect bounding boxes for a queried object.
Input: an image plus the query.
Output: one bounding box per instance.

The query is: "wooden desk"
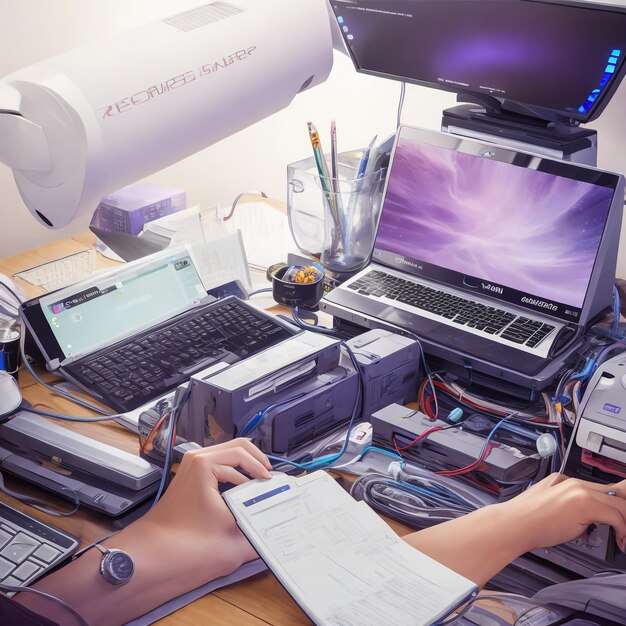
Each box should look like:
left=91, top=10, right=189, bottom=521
left=0, top=232, right=412, bottom=626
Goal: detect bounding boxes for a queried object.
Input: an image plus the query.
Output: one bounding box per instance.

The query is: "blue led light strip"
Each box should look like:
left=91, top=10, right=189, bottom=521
left=578, top=49, right=622, bottom=114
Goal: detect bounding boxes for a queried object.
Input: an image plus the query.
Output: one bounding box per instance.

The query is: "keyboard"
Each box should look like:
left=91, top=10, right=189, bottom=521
left=67, top=298, right=296, bottom=412
left=14, top=249, right=96, bottom=292
left=0, top=501, right=79, bottom=592
left=348, top=270, right=555, bottom=348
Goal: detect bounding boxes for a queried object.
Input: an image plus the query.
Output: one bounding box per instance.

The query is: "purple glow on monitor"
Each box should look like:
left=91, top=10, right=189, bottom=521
left=375, top=140, right=613, bottom=308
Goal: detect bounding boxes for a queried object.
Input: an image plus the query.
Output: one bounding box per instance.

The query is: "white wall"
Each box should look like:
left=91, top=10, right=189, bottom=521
left=1, top=0, right=625, bottom=278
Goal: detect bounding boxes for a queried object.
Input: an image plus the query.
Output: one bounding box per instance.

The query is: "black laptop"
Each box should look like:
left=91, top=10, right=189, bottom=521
left=321, top=126, right=625, bottom=391
left=20, top=247, right=300, bottom=412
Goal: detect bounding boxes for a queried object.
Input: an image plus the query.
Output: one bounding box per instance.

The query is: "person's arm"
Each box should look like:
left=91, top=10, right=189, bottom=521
left=14, top=439, right=272, bottom=626
left=404, top=472, right=626, bottom=587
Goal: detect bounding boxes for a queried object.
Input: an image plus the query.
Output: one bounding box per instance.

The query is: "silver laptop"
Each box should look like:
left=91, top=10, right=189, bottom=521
left=321, top=125, right=625, bottom=391
left=20, top=247, right=300, bottom=412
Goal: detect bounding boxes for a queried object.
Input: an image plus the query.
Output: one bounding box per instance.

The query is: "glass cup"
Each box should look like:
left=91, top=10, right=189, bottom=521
left=287, top=150, right=387, bottom=274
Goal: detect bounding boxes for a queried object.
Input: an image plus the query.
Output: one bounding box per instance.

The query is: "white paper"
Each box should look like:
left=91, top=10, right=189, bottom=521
left=225, top=471, right=477, bottom=626
left=224, top=201, right=297, bottom=270
left=143, top=205, right=252, bottom=292
left=14, top=249, right=97, bottom=292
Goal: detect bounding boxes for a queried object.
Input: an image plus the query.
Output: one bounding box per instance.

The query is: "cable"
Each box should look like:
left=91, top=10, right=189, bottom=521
left=332, top=445, right=402, bottom=471
left=24, top=406, right=120, bottom=423
left=0, top=582, right=89, bottom=626
left=392, top=422, right=457, bottom=454
left=151, top=383, right=193, bottom=506
left=222, top=190, right=268, bottom=222
left=397, top=81, right=406, bottom=128
left=0, top=470, right=80, bottom=517
left=239, top=393, right=307, bottom=438
left=267, top=341, right=364, bottom=472
left=350, top=471, right=486, bottom=529
left=247, top=287, right=273, bottom=297
left=435, top=414, right=515, bottom=477
left=286, top=306, right=446, bottom=469
left=291, top=306, right=342, bottom=336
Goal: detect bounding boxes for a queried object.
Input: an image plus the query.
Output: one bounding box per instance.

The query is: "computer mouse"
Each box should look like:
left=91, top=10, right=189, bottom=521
left=0, top=370, right=22, bottom=418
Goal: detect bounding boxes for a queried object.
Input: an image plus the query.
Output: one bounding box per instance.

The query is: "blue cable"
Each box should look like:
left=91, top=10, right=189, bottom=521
left=151, top=384, right=192, bottom=506
left=268, top=342, right=364, bottom=472
left=22, top=406, right=119, bottom=423
left=570, top=357, right=596, bottom=381
left=394, top=478, right=474, bottom=511
left=461, top=413, right=515, bottom=470
left=358, top=445, right=402, bottom=462
left=239, top=393, right=307, bottom=437
left=280, top=307, right=439, bottom=471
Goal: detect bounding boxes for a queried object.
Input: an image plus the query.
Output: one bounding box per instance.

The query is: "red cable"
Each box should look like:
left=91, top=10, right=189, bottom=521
left=392, top=425, right=446, bottom=454
left=436, top=442, right=498, bottom=476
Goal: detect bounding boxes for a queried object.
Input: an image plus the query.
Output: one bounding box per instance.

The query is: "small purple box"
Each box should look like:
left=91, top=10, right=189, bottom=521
left=90, top=183, right=187, bottom=235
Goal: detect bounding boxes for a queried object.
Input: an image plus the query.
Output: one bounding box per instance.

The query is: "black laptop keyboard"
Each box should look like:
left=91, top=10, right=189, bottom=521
left=348, top=270, right=555, bottom=348
left=68, top=298, right=295, bottom=411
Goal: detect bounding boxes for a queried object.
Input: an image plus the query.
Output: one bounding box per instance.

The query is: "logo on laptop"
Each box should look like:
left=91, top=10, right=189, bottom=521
left=481, top=282, right=503, bottom=295
left=521, top=296, right=558, bottom=312
left=395, top=257, right=422, bottom=270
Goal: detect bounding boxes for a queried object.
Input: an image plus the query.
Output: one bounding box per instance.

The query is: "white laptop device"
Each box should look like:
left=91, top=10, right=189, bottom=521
left=321, top=125, right=625, bottom=392
left=224, top=470, right=478, bottom=626
left=20, top=247, right=301, bottom=413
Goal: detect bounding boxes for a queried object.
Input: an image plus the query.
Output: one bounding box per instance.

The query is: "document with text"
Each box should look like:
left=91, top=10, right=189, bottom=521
left=224, top=471, right=477, bottom=626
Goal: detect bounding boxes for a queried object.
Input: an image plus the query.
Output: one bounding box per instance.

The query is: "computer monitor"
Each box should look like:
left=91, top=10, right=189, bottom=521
left=328, top=0, right=626, bottom=163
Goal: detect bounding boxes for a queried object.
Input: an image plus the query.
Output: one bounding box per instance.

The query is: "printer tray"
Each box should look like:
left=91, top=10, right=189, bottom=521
left=0, top=443, right=157, bottom=517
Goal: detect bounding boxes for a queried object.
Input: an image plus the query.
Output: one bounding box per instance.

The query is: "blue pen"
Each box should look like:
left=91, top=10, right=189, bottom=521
left=344, top=135, right=377, bottom=253
left=356, top=136, right=376, bottom=178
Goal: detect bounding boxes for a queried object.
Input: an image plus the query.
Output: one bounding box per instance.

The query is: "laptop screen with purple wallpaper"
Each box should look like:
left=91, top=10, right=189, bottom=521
left=321, top=126, right=624, bottom=390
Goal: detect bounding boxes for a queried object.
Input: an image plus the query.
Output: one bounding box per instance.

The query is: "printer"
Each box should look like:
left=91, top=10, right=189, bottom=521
left=576, top=351, right=626, bottom=476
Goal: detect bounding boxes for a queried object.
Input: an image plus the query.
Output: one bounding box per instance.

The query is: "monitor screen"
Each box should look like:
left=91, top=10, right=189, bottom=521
left=373, top=126, right=620, bottom=323
left=38, top=249, right=206, bottom=359
left=329, top=0, right=626, bottom=123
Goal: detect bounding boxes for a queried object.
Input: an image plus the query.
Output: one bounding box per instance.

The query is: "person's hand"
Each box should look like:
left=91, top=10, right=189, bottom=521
left=146, top=437, right=272, bottom=533
left=138, top=438, right=273, bottom=589
left=18, top=439, right=274, bottom=626
left=502, top=473, right=626, bottom=553
left=405, top=472, right=626, bottom=588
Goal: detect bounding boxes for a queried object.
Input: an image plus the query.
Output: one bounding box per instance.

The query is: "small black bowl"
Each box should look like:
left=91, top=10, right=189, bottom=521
left=272, top=265, right=324, bottom=309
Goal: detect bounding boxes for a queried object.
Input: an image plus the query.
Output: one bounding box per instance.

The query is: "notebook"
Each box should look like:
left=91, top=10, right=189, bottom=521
left=20, top=247, right=300, bottom=413
left=224, top=470, right=478, bottom=626
left=321, top=125, right=625, bottom=391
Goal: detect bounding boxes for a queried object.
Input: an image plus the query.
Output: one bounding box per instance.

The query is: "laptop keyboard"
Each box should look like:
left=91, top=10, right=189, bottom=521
left=348, top=270, right=555, bottom=348
left=69, top=298, right=295, bottom=411
left=0, top=501, right=78, bottom=591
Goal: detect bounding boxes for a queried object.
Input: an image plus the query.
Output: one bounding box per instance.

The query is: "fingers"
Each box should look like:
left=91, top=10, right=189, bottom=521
left=208, top=447, right=273, bottom=480
left=220, top=438, right=273, bottom=471
left=184, top=439, right=273, bottom=481
left=591, top=492, right=626, bottom=549
left=212, top=465, right=253, bottom=486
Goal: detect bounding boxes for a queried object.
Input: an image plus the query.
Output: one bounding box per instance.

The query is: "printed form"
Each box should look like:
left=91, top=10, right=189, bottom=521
left=224, top=471, right=477, bottom=626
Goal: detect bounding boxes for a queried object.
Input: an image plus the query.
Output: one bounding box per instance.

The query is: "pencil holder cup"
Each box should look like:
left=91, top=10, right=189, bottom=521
left=287, top=150, right=387, bottom=275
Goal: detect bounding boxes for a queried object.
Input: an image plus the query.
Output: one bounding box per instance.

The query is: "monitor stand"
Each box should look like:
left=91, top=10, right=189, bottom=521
left=441, top=96, right=597, bottom=166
